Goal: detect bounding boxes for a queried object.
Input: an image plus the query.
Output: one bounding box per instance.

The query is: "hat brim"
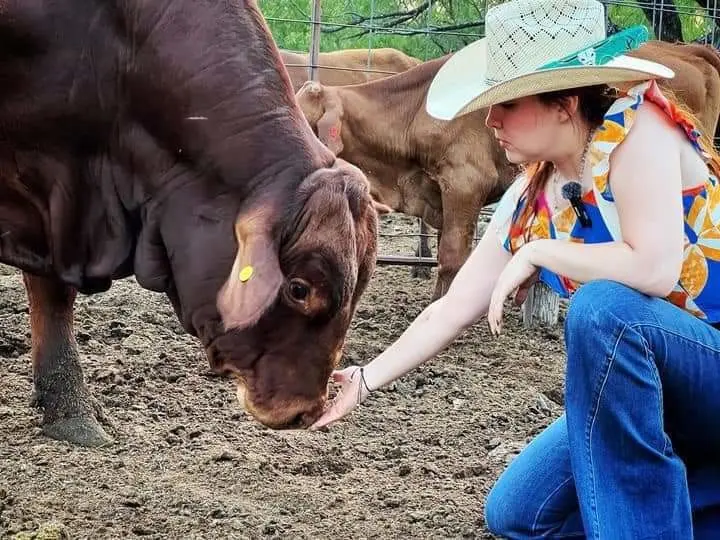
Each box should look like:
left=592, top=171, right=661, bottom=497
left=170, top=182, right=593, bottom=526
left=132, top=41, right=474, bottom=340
left=426, top=38, right=675, bottom=121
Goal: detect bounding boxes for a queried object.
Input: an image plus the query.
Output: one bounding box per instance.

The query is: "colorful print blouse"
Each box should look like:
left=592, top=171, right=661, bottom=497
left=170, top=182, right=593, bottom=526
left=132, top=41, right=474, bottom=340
left=493, top=80, right=720, bottom=324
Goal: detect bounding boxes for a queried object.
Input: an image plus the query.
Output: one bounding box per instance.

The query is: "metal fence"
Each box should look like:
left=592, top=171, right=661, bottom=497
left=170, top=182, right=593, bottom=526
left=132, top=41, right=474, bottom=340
left=262, top=1, right=720, bottom=64
left=260, top=0, right=720, bottom=268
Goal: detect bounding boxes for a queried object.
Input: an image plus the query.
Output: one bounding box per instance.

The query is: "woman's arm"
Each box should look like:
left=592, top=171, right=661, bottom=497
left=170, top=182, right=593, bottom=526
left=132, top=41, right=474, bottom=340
left=310, top=215, right=513, bottom=430
left=527, top=99, right=686, bottom=297
left=362, top=223, right=512, bottom=390
left=310, top=176, right=524, bottom=429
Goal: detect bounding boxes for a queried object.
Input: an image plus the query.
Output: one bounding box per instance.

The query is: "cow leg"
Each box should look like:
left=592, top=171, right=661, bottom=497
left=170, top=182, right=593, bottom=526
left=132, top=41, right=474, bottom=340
left=23, top=272, right=113, bottom=447
left=432, top=187, right=482, bottom=300
left=411, top=219, right=433, bottom=279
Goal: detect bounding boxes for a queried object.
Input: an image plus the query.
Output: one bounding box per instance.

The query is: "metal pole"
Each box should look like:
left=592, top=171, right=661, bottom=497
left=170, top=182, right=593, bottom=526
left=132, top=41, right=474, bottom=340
left=376, top=255, right=438, bottom=267
left=309, top=0, right=322, bottom=81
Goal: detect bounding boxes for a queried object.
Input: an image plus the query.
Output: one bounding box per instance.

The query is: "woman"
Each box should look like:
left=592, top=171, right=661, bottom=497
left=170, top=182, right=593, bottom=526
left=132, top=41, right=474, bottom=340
left=311, top=0, right=720, bottom=537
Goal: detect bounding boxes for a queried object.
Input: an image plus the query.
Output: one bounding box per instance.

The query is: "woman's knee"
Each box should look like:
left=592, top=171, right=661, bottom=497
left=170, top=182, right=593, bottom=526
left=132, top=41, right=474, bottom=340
left=566, top=280, right=645, bottom=332
left=484, top=418, right=580, bottom=537
left=484, top=477, right=525, bottom=537
left=485, top=473, right=579, bottom=538
left=564, top=280, right=655, bottom=354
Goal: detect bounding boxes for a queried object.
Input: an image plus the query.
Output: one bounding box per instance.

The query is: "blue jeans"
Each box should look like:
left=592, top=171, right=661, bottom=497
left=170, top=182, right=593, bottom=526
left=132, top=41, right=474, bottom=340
left=485, top=280, right=720, bottom=539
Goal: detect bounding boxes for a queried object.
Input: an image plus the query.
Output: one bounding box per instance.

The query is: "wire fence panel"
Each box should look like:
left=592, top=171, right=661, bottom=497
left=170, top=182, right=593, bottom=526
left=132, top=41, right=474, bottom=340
left=260, top=1, right=720, bottom=57
left=258, top=0, right=720, bottom=268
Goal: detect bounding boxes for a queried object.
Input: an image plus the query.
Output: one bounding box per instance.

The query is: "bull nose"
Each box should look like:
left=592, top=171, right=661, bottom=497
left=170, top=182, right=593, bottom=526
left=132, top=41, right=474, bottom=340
left=276, top=408, right=323, bottom=430
left=280, top=412, right=309, bottom=430
left=261, top=404, right=324, bottom=430
left=233, top=383, right=326, bottom=429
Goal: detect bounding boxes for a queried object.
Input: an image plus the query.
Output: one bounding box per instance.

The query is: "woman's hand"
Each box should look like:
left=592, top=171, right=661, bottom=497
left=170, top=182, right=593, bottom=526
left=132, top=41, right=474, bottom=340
left=488, top=245, right=539, bottom=336
left=309, top=366, right=372, bottom=430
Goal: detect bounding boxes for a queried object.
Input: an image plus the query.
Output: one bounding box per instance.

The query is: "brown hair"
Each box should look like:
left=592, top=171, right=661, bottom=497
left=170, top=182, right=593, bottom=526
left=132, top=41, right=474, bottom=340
left=511, top=83, right=720, bottom=253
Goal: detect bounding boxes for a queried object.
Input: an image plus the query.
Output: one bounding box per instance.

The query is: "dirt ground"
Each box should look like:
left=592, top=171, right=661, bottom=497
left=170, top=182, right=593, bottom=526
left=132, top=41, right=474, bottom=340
left=0, top=214, right=568, bottom=540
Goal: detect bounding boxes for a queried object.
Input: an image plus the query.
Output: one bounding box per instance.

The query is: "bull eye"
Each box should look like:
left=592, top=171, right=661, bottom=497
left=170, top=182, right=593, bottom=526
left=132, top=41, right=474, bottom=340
left=288, top=279, right=310, bottom=302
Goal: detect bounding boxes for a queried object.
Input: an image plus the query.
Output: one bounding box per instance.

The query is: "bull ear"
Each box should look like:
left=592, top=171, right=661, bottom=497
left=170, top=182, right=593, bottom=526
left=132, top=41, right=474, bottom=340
left=217, top=210, right=283, bottom=331
left=317, top=92, right=344, bottom=155
left=301, top=80, right=323, bottom=96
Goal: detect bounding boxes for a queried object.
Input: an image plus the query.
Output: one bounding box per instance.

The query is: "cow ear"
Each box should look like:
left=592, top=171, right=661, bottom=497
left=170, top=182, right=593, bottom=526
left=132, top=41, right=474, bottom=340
left=317, top=94, right=344, bottom=155
left=217, top=210, right=283, bottom=331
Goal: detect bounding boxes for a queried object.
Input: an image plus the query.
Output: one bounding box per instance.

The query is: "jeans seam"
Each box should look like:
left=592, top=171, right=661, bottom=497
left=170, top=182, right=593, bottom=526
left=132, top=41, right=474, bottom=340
left=628, top=324, right=667, bottom=454
left=531, top=475, right=578, bottom=536
left=585, top=321, right=678, bottom=539
left=626, top=321, right=720, bottom=356
left=584, top=341, right=616, bottom=540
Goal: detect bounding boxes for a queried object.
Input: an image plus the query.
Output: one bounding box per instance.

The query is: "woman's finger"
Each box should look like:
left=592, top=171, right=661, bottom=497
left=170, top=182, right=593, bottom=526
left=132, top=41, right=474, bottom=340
left=329, top=365, right=363, bottom=385
left=329, top=369, right=351, bottom=383
left=309, top=395, right=345, bottom=430
left=487, top=296, right=495, bottom=334
left=488, top=301, right=498, bottom=336
left=313, top=387, right=357, bottom=429
left=488, top=292, right=504, bottom=337
left=309, top=409, right=339, bottom=430
left=311, top=370, right=363, bottom=430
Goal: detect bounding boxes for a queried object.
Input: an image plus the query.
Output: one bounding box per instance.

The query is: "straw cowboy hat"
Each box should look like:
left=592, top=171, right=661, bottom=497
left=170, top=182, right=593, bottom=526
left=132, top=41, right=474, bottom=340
left=426, top=0, right=675, bottom=120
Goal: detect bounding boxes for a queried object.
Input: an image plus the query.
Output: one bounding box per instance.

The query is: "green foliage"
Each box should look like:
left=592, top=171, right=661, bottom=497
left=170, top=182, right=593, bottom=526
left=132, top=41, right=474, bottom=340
left=257, top=1, right=718, bottom=60
left=257, top=0, right=486, bottom=59
left=608, top=0, right=713, bottom=42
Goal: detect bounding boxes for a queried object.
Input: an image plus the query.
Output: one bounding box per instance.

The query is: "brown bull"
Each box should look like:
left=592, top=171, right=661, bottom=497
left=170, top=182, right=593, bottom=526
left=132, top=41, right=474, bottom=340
left=296, top=57, right=517, bottom=299
left=296, top=40, right=720, bottom=300
left=627, top=40, right=720, bottom=136
left=280, top=48, right=422, bottom=91
left=0, top=0, right=379, bottom=446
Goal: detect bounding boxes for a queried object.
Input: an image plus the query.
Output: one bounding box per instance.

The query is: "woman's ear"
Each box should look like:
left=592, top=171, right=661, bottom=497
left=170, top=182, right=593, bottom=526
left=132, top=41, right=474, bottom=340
left=556, top=95, right=579, bottom=123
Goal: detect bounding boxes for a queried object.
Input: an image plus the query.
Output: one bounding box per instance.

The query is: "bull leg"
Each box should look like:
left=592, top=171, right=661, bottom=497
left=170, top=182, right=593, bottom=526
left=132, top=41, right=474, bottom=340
left=22, top=272, right=113, bottom=447
left=432, top=187, right=482, bottom=300
left=411, top=219, right=433, bottom=280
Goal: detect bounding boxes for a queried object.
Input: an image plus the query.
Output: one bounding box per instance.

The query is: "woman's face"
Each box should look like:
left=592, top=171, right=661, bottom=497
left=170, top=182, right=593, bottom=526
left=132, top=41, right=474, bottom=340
left=485, top=95, right=571, bottom=164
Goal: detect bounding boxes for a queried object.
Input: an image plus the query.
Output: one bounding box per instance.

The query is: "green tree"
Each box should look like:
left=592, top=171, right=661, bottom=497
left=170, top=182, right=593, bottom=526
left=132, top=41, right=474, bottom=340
left=258, top=0, right=719, bottom=60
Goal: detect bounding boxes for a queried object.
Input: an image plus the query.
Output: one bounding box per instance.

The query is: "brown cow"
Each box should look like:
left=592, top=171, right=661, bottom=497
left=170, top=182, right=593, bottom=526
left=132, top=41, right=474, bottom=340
left=627, top=41, right=720, bottom=137
left=280, top=48, right=422, bottom=91
left=296, top=57, right=517, bottom=299
left=296, top=40, right=720, bottom=300
left=0, top=1, right=379, bottom=446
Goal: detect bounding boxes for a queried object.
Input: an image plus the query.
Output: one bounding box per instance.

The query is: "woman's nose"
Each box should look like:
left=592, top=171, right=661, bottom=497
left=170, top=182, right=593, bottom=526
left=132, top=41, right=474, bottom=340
left=485, top=106, right=500, bottom=129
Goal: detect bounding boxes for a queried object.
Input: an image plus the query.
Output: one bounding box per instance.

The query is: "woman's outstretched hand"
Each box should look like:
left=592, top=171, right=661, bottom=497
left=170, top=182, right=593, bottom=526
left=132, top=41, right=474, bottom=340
left=309, top=366, right=372, bottom=431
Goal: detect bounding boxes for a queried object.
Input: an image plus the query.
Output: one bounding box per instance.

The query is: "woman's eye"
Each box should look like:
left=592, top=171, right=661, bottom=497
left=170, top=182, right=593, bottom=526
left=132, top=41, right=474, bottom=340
left=289, top=280, right=310, bottom=301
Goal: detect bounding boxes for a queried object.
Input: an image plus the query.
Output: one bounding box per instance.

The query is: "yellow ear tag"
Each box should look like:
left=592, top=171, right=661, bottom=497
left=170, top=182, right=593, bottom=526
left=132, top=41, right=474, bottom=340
left=239, top=265, right=254, bottom=282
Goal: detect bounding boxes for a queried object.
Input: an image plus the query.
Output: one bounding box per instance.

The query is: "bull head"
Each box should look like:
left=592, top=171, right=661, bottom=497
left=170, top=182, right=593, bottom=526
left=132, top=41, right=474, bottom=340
left=141, top=159, right=378, bottom=430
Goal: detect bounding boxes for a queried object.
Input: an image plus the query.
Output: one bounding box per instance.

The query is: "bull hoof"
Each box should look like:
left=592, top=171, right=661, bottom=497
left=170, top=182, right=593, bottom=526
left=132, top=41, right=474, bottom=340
left=410, top=266, right=432, bottom=280
left=42, top=415, right=114, bottom=447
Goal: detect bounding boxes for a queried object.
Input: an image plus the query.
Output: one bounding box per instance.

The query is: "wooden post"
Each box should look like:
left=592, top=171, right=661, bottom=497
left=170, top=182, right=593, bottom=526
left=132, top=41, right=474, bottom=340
left=521, top=281, right=560, bottom=328
left=308, top=0, right=322, bottom=82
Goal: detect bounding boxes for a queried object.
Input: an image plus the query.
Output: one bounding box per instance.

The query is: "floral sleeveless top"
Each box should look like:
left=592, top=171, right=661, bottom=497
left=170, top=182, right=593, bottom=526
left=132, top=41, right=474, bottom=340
left=493, top=80, right=720, bottom=324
